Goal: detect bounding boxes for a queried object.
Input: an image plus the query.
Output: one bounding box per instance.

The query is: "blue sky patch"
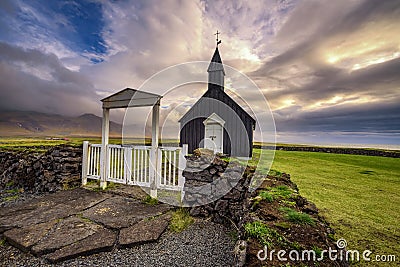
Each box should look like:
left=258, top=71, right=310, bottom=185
left=0, top=0, right=107, bottom=62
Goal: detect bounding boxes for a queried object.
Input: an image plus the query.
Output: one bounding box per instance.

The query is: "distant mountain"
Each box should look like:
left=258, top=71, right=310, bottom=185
left=0, top=111, right=122, bottom=137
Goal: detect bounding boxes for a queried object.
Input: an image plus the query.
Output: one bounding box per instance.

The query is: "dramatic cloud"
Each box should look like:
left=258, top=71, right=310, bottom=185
left=0, top=42, right=99, bottom=115
left=249, top=0, right=400, bottom=143
left=0, top=0, right=399, bottom=144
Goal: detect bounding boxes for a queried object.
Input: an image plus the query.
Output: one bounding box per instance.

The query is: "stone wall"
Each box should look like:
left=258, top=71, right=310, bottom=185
left=182, top=149, right=252, bottom=225
left=0, top=145, right=82, bottom=193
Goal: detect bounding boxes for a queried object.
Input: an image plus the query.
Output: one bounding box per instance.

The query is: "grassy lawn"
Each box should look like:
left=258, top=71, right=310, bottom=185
left=268, top=149, right=399, bottom=266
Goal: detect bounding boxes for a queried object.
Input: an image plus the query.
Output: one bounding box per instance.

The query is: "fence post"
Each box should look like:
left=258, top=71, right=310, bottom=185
left=82, top=141, right=89, bottom=186
left=157, top=148, right=162, bottom=187
left=179, top=144, right=188, bottom=202
left=100, top=144, right=109, bottom=189
left=149, top=147, right=157, bottom=198
left=100, top=107, right=110, bottom=190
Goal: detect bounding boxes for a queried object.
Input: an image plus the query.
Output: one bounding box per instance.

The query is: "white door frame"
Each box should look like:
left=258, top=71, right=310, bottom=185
left=203, top=113, right=225, bottom=153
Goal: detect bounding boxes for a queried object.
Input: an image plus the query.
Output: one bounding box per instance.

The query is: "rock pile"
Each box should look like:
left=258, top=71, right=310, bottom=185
left=182, top=149, right=251, bottom=224
left=0, top=145, right=82, bottom=193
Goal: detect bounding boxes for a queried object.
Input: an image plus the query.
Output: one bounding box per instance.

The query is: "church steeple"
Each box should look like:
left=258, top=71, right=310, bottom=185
left=207, top=31, right=225, bottom=91
left=207, top=47, right=225, bottom=90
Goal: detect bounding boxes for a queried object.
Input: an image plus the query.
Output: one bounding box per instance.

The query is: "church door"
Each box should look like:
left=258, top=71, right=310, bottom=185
left=203, top=113, right=225, bottom=153
left=204, top=123, right=223, bottom=153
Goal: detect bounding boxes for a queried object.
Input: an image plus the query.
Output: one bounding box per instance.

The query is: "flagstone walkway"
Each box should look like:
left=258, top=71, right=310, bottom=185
left=0, top=188, right=173, bottom=263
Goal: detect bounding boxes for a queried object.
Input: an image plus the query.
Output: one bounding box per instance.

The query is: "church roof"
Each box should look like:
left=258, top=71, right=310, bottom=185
left=101, top=88, right=162, bottom=109
left=178, top=87, right=256, bottom=125
left=211, top=47, right=222, bottom=63
left=207, top=47, right=225, bottom=74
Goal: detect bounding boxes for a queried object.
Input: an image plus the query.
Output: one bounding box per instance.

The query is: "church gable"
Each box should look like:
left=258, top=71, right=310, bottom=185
left=203, top=113, right=225, bottom=125
left=203, top=87, right=256, bottom=125
left=179, top=87, right=255, bottom=127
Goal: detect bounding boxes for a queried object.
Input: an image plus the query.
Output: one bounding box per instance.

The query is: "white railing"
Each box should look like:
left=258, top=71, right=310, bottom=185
left=157, top=146, right=188, bottom=191
left=86, top=144, right=102, bottom=180
left=107, top=145, right=126, bottom=183
left=82, top=142, right=188, bottom=193
left=127, top=146, right=153, bottom=187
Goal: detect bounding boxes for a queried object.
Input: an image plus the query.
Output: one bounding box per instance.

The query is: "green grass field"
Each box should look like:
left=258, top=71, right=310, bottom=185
left=268, top=149, right=399, bottom=266
left=0, top=137, right=98, bottom=150
left=0, top=137, right=180, bottom=151
left=0, top=137, right=124, bottom=152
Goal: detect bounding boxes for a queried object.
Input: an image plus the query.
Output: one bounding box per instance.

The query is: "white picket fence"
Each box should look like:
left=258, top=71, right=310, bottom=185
left=157, top=147, right=186, bottom=190
left=85, top=144, right=102, bottom=179
left=82, top=142, right=188, bottom=192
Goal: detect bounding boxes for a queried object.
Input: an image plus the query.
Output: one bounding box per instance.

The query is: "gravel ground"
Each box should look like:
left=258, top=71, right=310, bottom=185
left=0, top=219, right=235, bottom=267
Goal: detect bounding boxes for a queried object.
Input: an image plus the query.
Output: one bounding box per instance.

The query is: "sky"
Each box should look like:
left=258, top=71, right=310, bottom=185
left=0, top=0, right=399, bottom=146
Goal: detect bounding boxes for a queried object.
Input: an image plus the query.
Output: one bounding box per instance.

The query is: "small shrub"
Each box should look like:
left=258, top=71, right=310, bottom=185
left=0, top=238, right=6, bottom=246
left=252, top=190, right=274, bottom=209
left=244, top=221, right=287, bottom=248
left=169, top=208, right=194, bottom=233
left=142, top=195, right=158, bottom=205
left=271, top=185, right=293, bottom=199
left=259, top=191, right=274, bottom=202
left=279, top=207, right=315, bottom=226
left=281, top=200, right=296, bottom=207
left=268, top=169, right=283, bottom=177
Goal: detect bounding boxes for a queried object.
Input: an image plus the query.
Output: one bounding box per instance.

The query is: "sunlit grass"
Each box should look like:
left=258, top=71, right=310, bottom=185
left=245, top=221, right=288, bottom=248
left=279, top=207, right=315, bottom=226
left=268, top=149, right=400, bottom=266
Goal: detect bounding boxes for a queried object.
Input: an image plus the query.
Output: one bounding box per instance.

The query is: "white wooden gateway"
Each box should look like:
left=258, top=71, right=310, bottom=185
left=81, top=88, right=188, bottom=198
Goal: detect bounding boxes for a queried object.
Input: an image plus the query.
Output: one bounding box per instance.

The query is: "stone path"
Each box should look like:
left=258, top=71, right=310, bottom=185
left=0, top=188, right=173, bottom=263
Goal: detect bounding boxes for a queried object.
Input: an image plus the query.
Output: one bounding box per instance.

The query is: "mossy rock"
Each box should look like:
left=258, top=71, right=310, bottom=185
left=193, top=148, right=215, bottom=157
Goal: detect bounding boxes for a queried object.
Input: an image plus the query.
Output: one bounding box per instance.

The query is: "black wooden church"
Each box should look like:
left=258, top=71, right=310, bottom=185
left=179, top=42, right=256, bottom=157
